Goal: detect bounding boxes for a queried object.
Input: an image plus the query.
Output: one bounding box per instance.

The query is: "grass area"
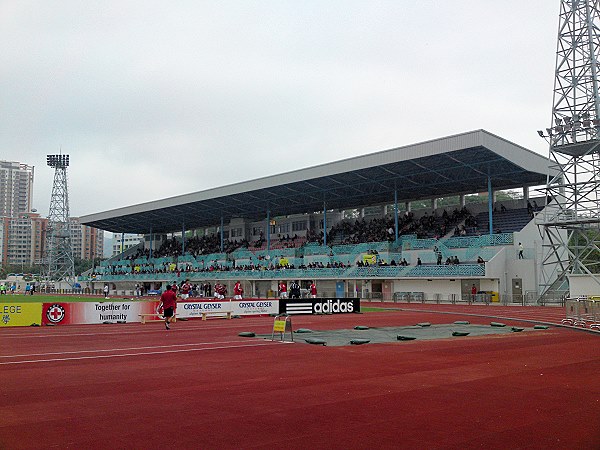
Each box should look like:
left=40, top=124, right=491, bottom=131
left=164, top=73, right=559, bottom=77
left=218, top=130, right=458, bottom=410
left=0, top=294, right=144, bottom=303
left=1, top=296, right=389, bottom=310
left=360, top=306, right=390, bottom=312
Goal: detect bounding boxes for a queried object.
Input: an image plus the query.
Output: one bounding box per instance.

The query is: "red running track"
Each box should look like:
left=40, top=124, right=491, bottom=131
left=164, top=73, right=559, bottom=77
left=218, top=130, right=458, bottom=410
left=1, top=306, right=599, bottom=450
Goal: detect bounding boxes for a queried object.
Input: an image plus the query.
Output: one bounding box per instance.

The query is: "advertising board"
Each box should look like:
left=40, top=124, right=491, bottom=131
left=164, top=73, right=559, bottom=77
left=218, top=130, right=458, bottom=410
left=0, top=303, right=43, bottom=327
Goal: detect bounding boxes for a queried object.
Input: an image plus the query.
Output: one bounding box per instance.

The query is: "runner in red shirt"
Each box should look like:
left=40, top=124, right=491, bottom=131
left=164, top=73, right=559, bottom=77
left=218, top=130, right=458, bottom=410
left=158, top=285, right=177, bottom=330
left=310, top=282, right=317, bottom=298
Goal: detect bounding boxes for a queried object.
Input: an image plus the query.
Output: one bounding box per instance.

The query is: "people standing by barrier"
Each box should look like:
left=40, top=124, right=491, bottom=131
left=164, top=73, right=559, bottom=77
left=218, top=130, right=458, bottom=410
left=290, top=280, right=301, bottom=299
left=233, top=281, right=243, bottom=300
left=103, top=284, right=109, bottom=298
left=180, top=280, right=191, bottom=300
left=279, top=281, right=288, bottom=299
left=214, top=282, right=227, bottom=300
left=310, top=281, right=317, bottom=298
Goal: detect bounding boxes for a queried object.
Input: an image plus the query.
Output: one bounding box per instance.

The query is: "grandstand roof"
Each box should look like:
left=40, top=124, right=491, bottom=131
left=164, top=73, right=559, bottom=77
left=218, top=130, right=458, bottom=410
left=80, top=130, right=552, bottom=234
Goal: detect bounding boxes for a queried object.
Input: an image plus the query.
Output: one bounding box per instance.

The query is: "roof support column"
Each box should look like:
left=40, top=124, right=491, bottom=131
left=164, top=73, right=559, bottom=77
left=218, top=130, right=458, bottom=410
left=149, top=228, right=153, bottom=259
left=120, top=233, right=125, bottom=255
left=460, top=194, right=466, bottom=208
left=394, top=187, right=399, bottom=243
left=182, top=221, right=185, bottom=255
left=488, top=176, right=494, bottom=235
left=220, top=216, right=224, bottom=252
left=523, top=186, right=529, bottom=208
left=266, top=209, right=270, bottom=251
left=323, top=202, right=327, bottom=247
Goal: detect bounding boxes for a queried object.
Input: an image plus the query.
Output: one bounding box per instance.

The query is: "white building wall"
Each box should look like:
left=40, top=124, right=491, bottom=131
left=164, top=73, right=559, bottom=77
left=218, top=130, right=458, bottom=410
left=568, top=275, right=600, bottom=297
left=392, top=279, right=462, bottom=297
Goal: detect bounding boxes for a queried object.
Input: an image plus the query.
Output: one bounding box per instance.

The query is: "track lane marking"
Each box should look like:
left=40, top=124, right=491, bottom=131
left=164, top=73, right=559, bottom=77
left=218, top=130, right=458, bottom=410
left=0, top=321, right=273, bottom=339
left=0, top=339, right=256, bottom=358
left=0, top=341, right=287, bottom=365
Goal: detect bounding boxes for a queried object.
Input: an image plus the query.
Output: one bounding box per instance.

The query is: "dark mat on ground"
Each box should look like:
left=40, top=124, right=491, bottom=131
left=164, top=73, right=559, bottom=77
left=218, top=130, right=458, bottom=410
left=261, top=323, right=534, bottom=346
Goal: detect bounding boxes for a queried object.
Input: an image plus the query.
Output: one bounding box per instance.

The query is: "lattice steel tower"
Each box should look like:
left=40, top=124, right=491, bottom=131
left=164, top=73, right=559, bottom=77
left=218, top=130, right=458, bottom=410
left=45, top=154, right=75, bottom=283
left=538, top=0, right=600, bottom=297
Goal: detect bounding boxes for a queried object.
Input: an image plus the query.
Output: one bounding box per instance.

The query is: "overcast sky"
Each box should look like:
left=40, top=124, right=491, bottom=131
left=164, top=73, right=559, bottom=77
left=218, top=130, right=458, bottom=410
left=1, top=1, right=559, bottom=220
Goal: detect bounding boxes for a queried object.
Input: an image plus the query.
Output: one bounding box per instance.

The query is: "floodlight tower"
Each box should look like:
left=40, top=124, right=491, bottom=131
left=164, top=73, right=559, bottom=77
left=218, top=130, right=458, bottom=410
left=537, top=0, right=600, bottom=298
left=45, top=154, right=75, bottom=283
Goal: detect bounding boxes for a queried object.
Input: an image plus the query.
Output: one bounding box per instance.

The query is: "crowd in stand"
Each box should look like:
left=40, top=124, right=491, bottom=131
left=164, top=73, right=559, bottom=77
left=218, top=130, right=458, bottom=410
left=314, top=207, right=475, bottom=245
left=99, top=207, right=493, bottom=278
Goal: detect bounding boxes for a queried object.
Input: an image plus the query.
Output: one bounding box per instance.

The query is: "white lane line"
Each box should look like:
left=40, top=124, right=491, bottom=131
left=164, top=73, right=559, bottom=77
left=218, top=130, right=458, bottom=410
left=0, top=322, right=272, bottom=339
left=0, top=341, right=284, bottom=365
left=0, top=339, right=253, bottom=358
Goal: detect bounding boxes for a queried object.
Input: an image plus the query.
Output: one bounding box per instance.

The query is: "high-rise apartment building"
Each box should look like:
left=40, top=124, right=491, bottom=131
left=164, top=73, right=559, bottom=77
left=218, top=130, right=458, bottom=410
left=0, top=161, right=34, bottom=217
left=112, top=233, right=144, bottom=256
left=0, top=214, right=103, bottom=268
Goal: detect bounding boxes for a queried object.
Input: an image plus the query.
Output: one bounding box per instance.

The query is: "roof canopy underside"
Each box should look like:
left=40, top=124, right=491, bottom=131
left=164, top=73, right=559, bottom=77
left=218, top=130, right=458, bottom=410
left=80, top=130, right=551, bottom=234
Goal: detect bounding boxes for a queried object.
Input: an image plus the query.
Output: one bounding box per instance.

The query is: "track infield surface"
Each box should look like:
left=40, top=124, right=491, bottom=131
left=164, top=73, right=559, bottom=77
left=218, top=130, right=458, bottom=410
left=1, top=304, right=599, bottom=450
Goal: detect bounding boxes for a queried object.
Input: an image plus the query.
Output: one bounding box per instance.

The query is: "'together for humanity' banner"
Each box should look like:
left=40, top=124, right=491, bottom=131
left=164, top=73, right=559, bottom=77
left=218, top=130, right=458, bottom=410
left=41, top=300, right=280, bottom=325
left=42, top=301, right=157, bottom=325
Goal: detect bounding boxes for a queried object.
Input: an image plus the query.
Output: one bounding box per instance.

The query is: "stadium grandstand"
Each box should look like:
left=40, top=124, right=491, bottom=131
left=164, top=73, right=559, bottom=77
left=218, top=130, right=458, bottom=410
left=80, top=129, right=561, bottom=304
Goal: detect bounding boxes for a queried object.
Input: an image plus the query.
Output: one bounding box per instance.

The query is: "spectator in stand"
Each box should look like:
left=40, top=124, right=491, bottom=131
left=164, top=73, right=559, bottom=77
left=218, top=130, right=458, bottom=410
left=416, top=257, right=422, bottom=266
left=309, top=281, right=317, bottom=298
left=233, top=281, right=244, bottom=300
left=279, top=281, right=288, bottom=299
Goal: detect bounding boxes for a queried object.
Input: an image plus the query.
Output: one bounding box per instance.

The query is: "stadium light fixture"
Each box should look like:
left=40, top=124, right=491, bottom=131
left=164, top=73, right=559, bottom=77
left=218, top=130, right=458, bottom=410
left=46, top=154, right=69, bottom=168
